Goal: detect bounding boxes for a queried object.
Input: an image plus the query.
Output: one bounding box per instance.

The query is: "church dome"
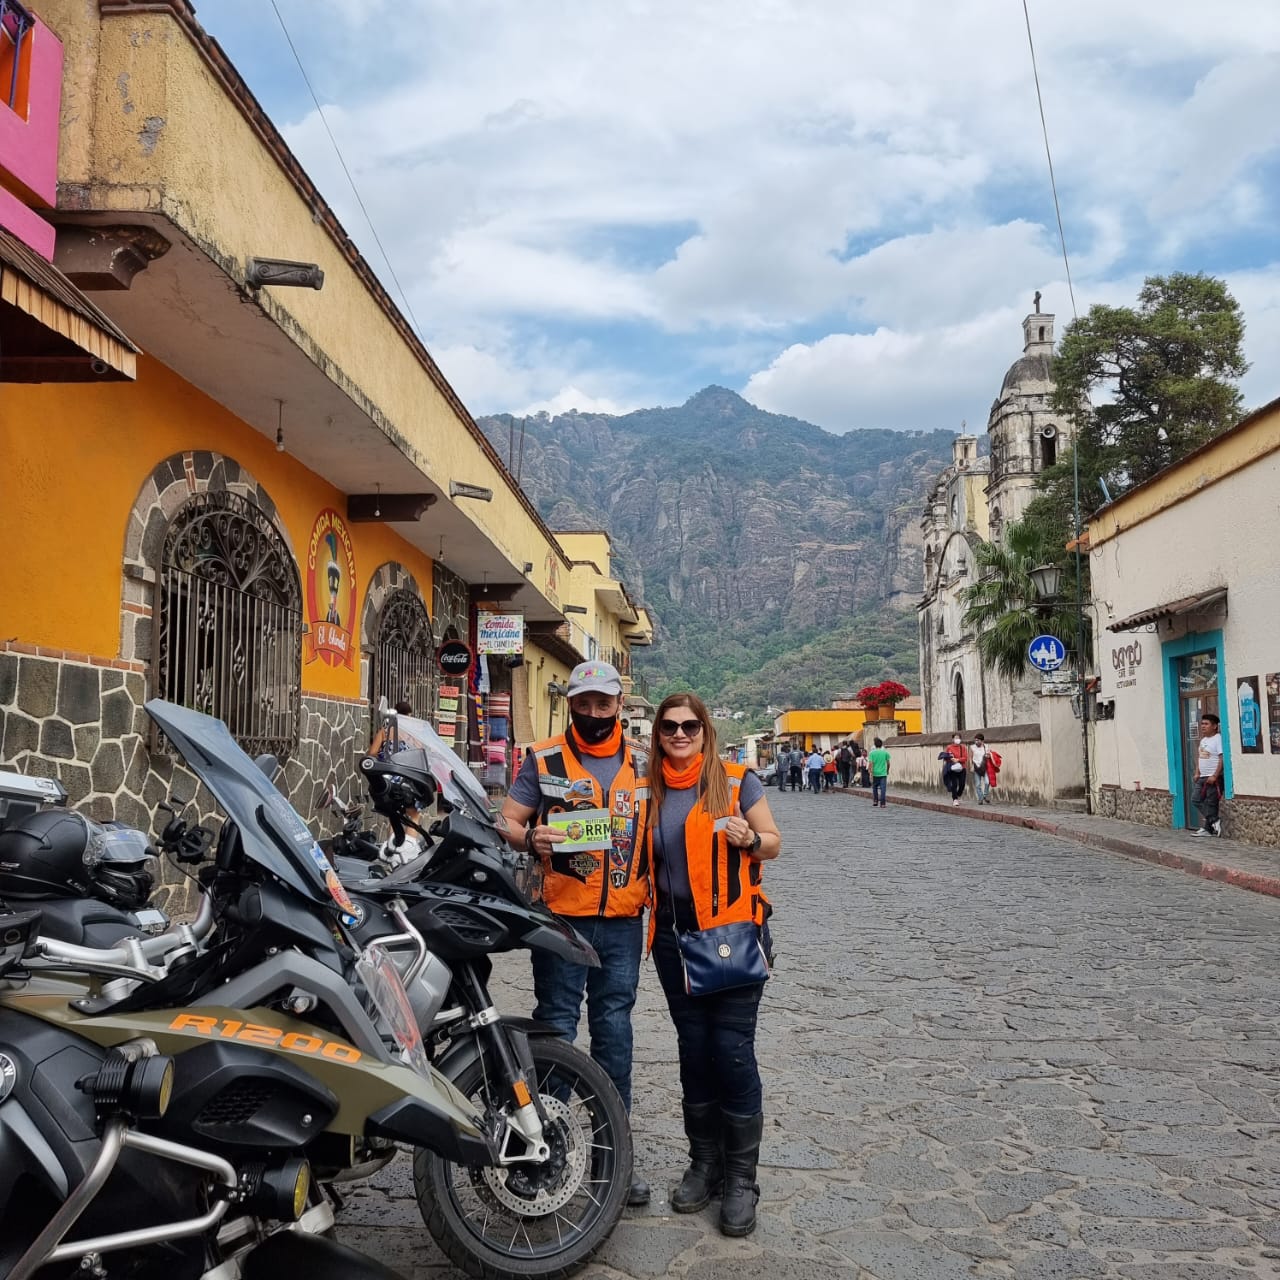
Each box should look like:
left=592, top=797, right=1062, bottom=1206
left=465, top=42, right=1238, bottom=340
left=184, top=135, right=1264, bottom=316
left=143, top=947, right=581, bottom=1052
left=1000, top=350, right=1053, bottom=396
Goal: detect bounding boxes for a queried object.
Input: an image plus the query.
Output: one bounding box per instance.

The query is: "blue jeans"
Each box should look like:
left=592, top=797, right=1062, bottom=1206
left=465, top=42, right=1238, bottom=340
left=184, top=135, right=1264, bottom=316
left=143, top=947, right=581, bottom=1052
left=808, top=768, right=822, bottom=794
left=651, top=920, right=764, bottom=1115
left=973, top=769, right=990, bottom=802
left=872, top=776, right=887, bottom=805
left=531, top=914, right=642, bottom=1110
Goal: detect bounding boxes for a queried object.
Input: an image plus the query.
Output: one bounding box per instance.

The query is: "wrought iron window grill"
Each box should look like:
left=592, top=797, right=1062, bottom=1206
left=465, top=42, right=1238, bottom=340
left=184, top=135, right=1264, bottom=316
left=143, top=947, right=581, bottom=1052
left=154, top=491, right=302, bottom=759
left=1, top=0, right=34, bottom=113
left=373, top=588, right=434, bottom=728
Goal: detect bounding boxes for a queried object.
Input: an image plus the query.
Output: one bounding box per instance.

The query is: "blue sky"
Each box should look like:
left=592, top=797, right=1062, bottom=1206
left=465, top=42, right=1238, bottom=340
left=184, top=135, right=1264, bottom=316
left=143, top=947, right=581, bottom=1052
left=199, top=0, right=1280, bottom=432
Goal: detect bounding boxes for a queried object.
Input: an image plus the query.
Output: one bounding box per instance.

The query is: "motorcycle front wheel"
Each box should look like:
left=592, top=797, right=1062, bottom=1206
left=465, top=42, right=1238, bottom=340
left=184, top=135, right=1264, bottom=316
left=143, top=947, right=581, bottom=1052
left=413, top=1035, right=631, bottom=1280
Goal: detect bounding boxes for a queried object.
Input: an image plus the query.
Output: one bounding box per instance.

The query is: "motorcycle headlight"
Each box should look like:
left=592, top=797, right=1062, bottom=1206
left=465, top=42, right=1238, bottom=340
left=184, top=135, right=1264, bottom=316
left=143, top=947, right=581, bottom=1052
left=356, top=943, right=430, bottom=1078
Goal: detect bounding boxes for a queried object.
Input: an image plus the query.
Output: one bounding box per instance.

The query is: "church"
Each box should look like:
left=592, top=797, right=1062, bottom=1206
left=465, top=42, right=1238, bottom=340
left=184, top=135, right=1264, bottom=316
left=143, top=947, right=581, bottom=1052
left=917, top=301, right=1074, bottom=733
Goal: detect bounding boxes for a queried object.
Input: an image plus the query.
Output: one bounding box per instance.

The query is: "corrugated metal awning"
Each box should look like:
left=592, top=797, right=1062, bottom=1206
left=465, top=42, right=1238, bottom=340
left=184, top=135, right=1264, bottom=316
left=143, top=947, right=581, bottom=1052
left=1108, top=587, right=1228, bottom=633
left=0, top=227, right=138, bottom=381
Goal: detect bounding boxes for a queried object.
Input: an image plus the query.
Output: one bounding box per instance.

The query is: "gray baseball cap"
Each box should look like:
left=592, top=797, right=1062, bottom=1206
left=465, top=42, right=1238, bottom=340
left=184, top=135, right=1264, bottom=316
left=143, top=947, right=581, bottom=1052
left=566, top=660, right=623, bottom=697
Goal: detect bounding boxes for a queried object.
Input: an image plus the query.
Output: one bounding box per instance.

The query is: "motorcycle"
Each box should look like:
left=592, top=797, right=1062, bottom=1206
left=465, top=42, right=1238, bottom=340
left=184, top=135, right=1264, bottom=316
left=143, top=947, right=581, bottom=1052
left=0, top=901, right=404, bottom=1280
left=0, top=700, right=500, bottom=1279
left=2, top=702, right=631, bottom=1280
left=320, top=715, right=633, bottom=1278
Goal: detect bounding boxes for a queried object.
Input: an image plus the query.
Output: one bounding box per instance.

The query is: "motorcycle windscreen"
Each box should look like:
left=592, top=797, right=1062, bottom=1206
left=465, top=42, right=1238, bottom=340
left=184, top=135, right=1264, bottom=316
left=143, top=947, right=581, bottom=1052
left=144, top=699, right=338, bottom=910
left=388, top=715, right=495, bottom=821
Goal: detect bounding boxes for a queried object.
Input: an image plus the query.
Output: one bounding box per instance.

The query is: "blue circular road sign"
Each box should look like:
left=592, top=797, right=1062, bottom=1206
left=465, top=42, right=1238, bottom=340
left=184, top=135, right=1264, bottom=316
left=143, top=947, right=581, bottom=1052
left=1028, top=634, right=1067, bottom=672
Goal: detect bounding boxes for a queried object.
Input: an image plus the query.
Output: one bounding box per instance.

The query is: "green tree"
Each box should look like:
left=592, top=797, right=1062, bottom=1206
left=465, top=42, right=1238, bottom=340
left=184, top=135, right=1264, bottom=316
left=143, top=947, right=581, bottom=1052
left=1050, top=270, right=1246, bottom=498
left=960, top=519, right=1087, bottom=680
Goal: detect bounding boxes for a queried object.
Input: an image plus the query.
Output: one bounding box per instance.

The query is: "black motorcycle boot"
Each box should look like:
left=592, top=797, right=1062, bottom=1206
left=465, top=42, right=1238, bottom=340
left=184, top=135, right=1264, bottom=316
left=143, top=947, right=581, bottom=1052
left=718, top=1110, right=764, bottom=1237
left=671, top=1101, right=723, bottom=1213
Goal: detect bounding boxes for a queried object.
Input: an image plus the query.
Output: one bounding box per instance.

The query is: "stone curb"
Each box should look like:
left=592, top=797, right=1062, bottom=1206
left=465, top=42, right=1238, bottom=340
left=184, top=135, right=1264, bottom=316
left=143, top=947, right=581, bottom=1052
left=850, top=789, right=1280, bottom=901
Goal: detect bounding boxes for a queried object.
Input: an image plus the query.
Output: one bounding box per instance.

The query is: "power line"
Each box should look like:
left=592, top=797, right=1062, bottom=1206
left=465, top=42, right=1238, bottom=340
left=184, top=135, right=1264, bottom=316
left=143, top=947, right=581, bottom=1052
left=1021, top=0, right=1078, bottom=322
left=268, top=0, right=425, bottom=338
left=1021, top=0, right=1091, bottom=815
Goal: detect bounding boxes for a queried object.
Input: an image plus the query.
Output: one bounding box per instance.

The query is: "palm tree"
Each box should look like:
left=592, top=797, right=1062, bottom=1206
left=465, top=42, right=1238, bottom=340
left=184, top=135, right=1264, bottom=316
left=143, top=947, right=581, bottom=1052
left=960, top=519, right=1084, bottom=682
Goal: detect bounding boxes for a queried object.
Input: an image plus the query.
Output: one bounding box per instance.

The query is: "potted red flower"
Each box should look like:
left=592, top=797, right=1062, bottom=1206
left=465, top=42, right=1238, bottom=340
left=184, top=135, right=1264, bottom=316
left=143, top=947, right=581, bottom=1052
left=856, top=681, right=911, bottom=720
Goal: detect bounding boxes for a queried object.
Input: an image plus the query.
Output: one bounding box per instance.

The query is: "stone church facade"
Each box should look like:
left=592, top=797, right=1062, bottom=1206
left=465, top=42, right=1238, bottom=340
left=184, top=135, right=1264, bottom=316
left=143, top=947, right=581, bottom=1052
left=918, top=304, right=1074, bottom=733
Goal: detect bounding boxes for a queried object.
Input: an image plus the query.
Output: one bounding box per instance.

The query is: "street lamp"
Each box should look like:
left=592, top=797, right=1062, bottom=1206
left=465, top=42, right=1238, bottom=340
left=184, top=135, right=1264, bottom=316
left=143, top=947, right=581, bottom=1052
left=1028, top=563, right=1062, bottom=602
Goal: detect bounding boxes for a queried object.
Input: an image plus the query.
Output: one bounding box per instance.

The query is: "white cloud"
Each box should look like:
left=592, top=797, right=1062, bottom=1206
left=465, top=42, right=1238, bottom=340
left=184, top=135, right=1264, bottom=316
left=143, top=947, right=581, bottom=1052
left=204, top=0, right=1280, bottom=428
left=514, top=387, right=639, bottom=418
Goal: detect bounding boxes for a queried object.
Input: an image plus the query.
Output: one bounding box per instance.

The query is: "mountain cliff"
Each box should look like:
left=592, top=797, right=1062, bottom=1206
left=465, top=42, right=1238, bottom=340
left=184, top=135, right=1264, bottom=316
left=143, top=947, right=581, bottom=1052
left=478, top=388, right=957, bottom=720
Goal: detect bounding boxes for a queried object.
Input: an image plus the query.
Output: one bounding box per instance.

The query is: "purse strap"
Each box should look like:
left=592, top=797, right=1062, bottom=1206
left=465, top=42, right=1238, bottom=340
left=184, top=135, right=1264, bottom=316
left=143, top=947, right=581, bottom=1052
left=655, top=811, right=699, bottom=935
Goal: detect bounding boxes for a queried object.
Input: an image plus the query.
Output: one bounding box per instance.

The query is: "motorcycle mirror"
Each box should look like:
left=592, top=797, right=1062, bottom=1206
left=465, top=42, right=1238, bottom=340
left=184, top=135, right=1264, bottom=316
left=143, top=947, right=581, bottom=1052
left=254, top=753, right=282, bottom=784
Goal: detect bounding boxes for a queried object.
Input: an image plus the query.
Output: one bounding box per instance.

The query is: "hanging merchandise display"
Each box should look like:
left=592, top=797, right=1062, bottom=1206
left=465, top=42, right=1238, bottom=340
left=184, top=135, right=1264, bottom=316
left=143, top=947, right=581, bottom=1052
left=481, top=688, right=511, bottom=789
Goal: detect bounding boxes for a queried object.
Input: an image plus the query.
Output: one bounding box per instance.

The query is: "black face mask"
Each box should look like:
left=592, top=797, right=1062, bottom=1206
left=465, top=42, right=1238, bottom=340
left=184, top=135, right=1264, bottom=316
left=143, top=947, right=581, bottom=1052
left=571, top=711, right=617, bottom=745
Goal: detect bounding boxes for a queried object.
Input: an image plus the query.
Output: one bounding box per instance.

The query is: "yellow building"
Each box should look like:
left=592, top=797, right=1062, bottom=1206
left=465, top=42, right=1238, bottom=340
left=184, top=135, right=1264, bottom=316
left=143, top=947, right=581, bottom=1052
left=0, top=2, right=650, bottom=859
left=514, top=532, right=652, bottom=746
left=774, top=703, right=923, bottom=751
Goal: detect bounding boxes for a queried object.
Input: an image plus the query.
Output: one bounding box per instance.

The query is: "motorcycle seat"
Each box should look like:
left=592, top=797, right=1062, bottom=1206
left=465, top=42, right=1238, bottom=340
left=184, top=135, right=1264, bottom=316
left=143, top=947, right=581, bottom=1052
left=35, top=897, right=146, bottom=948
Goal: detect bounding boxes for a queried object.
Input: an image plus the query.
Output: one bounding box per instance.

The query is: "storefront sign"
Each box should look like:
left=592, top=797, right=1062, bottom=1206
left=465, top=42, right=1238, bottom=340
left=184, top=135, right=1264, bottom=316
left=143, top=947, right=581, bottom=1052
left=477, top=611, right=524, bottom=655
left=438, top=640, right=472, bottom=675
left=304, top=508, right=356, bottom=669
left=1266, top=673, right=1280, bottom=753
left=1111, top=640, right=1142, bottom=689
left=1237, top=675, right=1263, bottom=754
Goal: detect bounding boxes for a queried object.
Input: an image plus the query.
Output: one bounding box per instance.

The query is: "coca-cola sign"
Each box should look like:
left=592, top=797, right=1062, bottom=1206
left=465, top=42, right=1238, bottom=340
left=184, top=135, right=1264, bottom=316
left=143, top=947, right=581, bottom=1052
left=438, top=640, right=473, bottom=675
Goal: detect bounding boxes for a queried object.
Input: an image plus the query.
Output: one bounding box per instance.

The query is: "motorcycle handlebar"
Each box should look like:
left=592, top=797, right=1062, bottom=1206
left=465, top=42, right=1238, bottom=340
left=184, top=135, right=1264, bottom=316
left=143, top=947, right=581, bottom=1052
left=35, top=892, right=214, bottom=968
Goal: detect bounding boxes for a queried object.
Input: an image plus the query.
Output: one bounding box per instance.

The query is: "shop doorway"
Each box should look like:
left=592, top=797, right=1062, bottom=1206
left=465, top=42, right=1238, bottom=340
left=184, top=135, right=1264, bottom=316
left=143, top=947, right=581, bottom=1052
left=1176, top=650, right=1220, bottom=830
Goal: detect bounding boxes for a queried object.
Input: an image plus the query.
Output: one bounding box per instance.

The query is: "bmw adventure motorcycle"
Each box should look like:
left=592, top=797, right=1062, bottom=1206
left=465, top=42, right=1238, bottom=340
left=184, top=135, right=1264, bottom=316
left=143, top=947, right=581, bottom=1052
left=320, top=713, right=633, bottom=1277
left=0, top=701, right=630, bottom=1280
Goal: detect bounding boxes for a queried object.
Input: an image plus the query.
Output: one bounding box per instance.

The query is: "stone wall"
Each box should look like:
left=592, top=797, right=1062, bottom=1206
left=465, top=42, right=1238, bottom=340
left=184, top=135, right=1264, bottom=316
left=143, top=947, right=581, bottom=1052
left=0, top=649, right=368, bottom=913
left=1098, top=783, right=1280, bottom=847
left=1096, top=784, right=1174, bottom=828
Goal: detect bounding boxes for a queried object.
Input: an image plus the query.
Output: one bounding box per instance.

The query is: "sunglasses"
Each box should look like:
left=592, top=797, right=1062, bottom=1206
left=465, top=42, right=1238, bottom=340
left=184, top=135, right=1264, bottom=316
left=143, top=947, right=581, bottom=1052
left=659, top=718, right=704, bottom=738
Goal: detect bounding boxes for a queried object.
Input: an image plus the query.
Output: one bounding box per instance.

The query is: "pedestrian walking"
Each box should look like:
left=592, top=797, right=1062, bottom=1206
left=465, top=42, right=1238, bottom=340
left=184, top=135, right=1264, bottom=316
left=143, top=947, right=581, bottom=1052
left=970, top=732, right=992, bottom=805
left=1190, top=712, right=1224, bottom=837
left=806, top=747, right=824, bottom=795
left=822, top=749, right=837, bottom=791
left=868, top=737, right=890, bottom=807
left=774, top=745, right=788, bottom=790
left=837, top=742, right=853, bottom=789
left=788, top=746, right=803, bottom=792
left=498, top=659, right=652, bottom=1206
left=940, top=733, right=968, bottom=805
left=645, top=691, right=780, bottom=1238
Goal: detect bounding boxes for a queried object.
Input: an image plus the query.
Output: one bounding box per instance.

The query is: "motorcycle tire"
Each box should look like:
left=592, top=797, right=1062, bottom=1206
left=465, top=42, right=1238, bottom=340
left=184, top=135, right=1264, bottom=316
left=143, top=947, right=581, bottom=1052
left=413, top=1035, right=631, bottom=1280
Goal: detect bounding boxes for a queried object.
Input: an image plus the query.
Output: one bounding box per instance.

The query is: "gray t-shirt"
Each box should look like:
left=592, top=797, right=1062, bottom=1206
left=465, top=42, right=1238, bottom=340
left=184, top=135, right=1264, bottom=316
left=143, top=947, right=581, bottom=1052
left=654, top=770, right=766, bottom=905
left=508, top=745, right=625, bottom=812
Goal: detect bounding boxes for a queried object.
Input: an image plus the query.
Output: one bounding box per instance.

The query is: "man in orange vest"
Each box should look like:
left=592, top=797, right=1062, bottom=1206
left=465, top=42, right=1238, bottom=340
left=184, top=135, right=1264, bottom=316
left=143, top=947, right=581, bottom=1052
left=500, top=660, right=651, bottom=1206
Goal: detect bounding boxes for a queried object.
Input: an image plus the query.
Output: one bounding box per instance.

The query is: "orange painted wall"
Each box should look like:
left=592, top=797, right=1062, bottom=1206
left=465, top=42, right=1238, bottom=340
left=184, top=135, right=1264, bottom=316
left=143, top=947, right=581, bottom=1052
left=0, top=355, right=434, bottom=700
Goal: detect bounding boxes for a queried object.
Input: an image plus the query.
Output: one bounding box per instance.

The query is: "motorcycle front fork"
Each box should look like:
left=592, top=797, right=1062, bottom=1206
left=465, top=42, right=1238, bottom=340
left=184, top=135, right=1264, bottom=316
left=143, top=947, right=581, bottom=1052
left=455, top=963, right=553, bottom=1165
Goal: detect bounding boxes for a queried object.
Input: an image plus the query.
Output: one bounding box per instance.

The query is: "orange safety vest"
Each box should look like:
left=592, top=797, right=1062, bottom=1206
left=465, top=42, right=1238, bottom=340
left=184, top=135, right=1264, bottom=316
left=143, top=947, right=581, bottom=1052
left=645, top=762, right=770, bottom=951
left=531, top=733, right=649, bottom=918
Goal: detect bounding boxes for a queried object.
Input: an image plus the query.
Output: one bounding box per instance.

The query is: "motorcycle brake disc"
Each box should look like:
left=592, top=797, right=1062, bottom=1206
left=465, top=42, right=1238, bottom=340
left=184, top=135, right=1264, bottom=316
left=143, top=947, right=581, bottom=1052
left=480, top=1098, right=587, bottom=1217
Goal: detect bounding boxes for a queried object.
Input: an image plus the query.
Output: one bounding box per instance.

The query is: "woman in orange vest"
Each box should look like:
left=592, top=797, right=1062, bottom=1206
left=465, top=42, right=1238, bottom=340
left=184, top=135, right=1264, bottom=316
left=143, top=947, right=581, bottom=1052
left=647, top=692, right=780, bottom=1237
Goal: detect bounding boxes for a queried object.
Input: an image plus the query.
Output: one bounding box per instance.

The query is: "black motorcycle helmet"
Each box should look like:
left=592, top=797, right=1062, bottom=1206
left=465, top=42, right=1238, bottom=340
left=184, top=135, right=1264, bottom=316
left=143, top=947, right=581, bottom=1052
left=86, top=823, right=156, bottom=911
left=362, top=748, right=438, bottom=813
left=0, top=811, right=155, bottom=909
left=0, top=810, right=96, bottom=899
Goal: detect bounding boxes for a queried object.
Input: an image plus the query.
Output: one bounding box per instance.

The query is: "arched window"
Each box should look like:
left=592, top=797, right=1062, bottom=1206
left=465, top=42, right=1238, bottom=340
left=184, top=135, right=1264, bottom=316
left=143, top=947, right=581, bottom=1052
left=1040, top=431, right=1057, bottom=469
left=373, top=588, right=434, bottom=719
left=154, top=491, right=302, bottom=757
left=953, top=671, right=966, bottom=733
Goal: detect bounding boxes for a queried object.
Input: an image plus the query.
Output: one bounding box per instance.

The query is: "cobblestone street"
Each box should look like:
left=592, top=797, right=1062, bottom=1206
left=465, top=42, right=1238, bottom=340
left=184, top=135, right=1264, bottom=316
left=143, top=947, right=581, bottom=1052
left=338, top=790, right=1280, bottom=1279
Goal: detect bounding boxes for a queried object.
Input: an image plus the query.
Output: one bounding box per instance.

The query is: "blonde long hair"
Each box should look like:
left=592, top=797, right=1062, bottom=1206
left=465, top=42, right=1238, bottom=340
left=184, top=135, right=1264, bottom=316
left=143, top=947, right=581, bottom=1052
left=648, top=692, right=732, bottom=816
